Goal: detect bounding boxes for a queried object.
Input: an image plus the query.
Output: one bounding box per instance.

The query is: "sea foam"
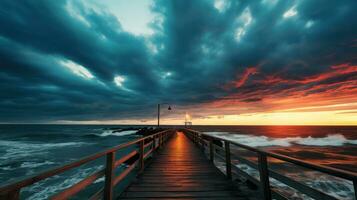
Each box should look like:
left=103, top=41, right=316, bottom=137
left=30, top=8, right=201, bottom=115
left=204, top=132, right=357, bottom=147
left=97, top=130, right=137, bottom=137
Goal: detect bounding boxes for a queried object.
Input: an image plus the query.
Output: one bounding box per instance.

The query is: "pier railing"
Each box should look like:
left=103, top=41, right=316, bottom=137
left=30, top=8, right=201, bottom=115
left=184, top=128, right=357, bottom=200
left=0, top=129, right=174, bottom=200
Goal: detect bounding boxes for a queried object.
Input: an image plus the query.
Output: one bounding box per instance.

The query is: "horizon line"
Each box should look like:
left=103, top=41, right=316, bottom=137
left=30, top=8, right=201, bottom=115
left=0, top=123, right=356, bottom=126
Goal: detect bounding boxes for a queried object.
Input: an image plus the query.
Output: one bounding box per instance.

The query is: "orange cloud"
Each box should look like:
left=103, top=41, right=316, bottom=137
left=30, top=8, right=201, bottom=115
left=182, top=63, right=357, bottom=125
left=297, top=63, right=357, bottom=84
left=224, top=67, right=258, bottom=89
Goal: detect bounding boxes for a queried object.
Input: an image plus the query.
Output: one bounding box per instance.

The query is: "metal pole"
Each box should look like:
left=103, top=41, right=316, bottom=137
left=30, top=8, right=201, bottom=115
left=157, top=104, right=160, bottom=127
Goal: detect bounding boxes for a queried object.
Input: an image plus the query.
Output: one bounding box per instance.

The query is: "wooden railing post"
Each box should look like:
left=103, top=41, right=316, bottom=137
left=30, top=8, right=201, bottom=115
left=225, top=141, right=232, bottom=179
left=196, top=133, right=199, bottom=145
left=353, top=179, right=357, bottom=200
left=139, top=140, right=145, bottom=172
left=0, top=189, right=20, bottom=200
left=151, top=136, right=154, bottom=149
left=158, top=134, right=161, bottom=148
left=153, top=135, right=156, bottom=149
left=199, top=134, right=203, bottom=150
left=209, top=138, right=214, bottom=162
left=104, top=152, right=115, bottom=200
left=160, top=133, right=163, bottom=147
left=258, top=153, right=271, bottom=200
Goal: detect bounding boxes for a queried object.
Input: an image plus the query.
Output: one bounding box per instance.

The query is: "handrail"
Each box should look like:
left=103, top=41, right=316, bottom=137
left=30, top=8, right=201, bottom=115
left=183, top=128, right=357, bottom=200
left=0, top=129, right=174, bottom=200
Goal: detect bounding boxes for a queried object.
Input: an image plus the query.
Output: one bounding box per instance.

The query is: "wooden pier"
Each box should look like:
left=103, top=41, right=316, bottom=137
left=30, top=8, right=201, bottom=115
left=0, top=128, right=356, bottom=200
left=120, top=131, right=249, bottom=199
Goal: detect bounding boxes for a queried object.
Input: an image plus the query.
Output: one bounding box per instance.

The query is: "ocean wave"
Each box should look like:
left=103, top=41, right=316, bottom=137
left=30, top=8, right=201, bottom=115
left=295, top=134, right=357, bottom=146
left=96, top=130, right=138, bottom=137
left=0, top=160, right=57, bottom=173
left=22, top=165, right=104, bottom=200
left=18, top=133, right=74, bottom=140
left=0, top=140, right=89, bottom=162
left=20, top=161, right=56, bottom=169
left=214, top=158, right=353, bottom=200
left=204, top=132, right=357, bottom=147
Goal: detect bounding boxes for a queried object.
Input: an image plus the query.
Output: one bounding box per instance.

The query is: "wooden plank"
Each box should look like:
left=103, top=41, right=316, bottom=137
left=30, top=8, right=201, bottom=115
left=126, top=186, right=232, bottom=192
left=123, top=191, right=237, bottom=198
left=120, top=198, right=244, bottom=200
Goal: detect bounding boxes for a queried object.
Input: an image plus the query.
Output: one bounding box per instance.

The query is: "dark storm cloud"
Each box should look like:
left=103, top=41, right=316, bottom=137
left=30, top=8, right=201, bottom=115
left=0, top=0, right=356, bottom=122
left=151, top=0, right=357, bottom=103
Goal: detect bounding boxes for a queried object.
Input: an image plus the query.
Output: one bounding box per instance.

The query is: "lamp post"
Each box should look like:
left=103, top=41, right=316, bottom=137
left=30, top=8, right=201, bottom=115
left=157, top=103, right=171, bottom=127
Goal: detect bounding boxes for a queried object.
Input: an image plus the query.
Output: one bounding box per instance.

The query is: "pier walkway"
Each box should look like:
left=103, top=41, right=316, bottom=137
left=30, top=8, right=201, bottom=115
left=120, top=131, right=248, bottom=199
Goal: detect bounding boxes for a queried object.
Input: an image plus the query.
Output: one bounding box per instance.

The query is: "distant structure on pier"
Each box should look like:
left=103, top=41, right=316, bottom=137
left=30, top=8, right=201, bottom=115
left=184, top=112, right=192, bottom=127
left=184, top=121, right=192, bottom=126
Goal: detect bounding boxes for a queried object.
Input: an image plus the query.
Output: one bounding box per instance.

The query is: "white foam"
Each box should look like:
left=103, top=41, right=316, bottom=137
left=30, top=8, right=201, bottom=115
left=0, top=140, right=88, bottom=164
left=0, top=166, right=13, bottom=171
left=20, top=161, right=56, bottom=169
left=97, top=130, right=137, bottom=137
left=112, top=130, right=137, bottom=136
left=97, top=130, right=113, bottom=137
left=23, top=165, right=104, bottom=200
left=295, top=135, right=357, bottom=146
left=204, top=132, right=357, bottom=147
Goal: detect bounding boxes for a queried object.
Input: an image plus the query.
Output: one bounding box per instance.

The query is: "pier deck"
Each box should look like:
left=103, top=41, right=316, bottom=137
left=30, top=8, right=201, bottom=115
left=120, top=131, right=250, bottom=199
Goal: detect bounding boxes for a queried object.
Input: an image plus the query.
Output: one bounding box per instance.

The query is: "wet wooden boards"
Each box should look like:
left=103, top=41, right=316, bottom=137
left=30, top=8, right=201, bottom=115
left=119, top=132, right=251, bottom=199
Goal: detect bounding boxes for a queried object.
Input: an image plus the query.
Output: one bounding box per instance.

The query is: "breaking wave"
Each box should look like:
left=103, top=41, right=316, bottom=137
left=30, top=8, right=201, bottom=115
left=96, top=130, right=138, bottom=137
left=213, top=159, right=354, bottom=200
left=204, top=132, right=357, bottom=147
left=20, top=161, right=56, bottom=169
left=0, top=140, right=89, bottom=160
left=22, top=165, right=104, bottom=200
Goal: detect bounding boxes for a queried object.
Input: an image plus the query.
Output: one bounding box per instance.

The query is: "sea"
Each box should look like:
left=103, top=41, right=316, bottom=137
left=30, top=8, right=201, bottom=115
left=0, top=125, right=356, bottom=199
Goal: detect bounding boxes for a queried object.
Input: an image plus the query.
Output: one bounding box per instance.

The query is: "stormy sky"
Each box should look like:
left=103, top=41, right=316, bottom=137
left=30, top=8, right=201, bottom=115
left=0, top=0, right=356, bottom=124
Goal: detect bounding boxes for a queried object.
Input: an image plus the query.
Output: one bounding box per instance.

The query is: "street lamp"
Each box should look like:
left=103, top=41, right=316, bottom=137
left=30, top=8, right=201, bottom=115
left=157, top=103, right=172, bottom=127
